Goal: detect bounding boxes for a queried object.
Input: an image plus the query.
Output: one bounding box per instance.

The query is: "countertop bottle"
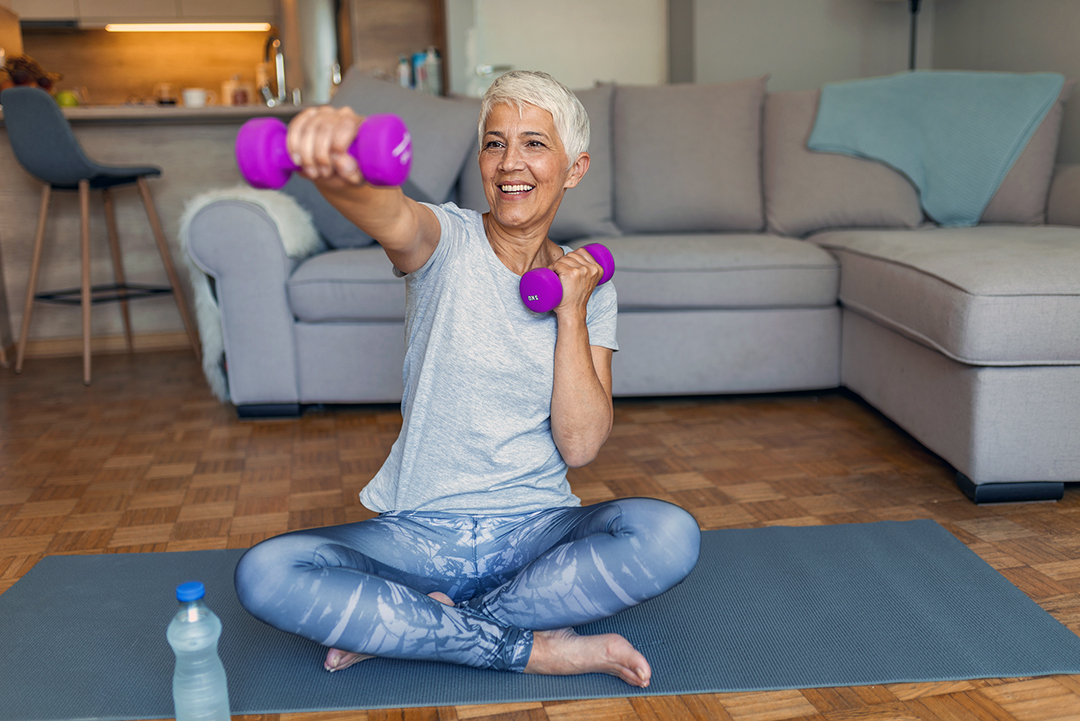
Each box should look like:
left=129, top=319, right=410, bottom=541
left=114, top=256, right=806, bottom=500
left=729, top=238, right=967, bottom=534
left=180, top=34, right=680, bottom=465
left=424, top=47, right=442, bottom=96
left=412, top=52, right=428, bottom=94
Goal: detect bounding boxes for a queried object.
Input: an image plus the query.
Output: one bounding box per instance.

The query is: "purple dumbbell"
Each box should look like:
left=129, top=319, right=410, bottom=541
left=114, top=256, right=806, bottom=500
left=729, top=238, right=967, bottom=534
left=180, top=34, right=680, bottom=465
left=235, top=113, right=412, bottom=190
left=519, top=243, right=615, bottom=313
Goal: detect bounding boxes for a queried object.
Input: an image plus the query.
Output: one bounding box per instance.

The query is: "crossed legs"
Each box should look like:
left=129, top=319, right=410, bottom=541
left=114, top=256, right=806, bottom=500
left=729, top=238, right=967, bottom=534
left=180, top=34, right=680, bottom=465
left=234, top=498, right=700, bottom=685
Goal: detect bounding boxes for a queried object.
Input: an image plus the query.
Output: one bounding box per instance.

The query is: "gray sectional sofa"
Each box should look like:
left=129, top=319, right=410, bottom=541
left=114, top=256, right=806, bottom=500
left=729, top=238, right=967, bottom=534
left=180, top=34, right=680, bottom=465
left=184, top=71, right=1080, bottom=504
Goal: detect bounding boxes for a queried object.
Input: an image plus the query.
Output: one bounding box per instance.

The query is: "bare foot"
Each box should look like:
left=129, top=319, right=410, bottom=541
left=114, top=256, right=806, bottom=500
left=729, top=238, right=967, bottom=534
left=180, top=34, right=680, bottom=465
left=323, top=590, right=455, bottom=673
left=428, top=591, right=453, bottom=606
left=524, top=627, right=651, bottom=688
left=324, top=647, right=373, bottom=673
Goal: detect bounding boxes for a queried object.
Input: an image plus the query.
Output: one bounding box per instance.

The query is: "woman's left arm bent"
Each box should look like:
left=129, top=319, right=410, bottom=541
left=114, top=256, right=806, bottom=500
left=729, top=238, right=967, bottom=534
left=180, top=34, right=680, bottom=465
left=549, top=250, right=614, bottom=467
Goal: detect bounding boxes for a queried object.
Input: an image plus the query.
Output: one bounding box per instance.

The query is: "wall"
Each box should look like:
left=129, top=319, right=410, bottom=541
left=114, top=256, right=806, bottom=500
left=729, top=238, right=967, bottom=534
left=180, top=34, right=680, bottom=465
left=692, top=0, right=934, bottom=90
left=444, top=0, right=667, bottom=96
left=933, top=0, right=1080, bottom=163
left=446, top=1, right=934, bottom=93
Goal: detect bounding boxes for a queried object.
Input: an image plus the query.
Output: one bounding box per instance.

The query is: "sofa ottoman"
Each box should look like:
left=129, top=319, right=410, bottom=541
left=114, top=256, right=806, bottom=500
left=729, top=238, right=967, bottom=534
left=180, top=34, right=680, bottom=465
left=815, top=226, right=1080, bottom=501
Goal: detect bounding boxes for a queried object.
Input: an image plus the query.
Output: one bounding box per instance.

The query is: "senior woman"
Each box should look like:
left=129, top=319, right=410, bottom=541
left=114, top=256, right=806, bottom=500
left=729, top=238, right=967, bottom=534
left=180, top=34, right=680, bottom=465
left=234, top=71, right=701, bottom=687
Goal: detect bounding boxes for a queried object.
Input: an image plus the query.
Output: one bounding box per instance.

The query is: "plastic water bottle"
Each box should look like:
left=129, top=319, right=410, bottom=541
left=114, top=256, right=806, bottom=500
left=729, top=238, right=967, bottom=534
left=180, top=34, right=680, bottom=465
left=424, top=46, right=442, bottom=96
left=167, top=581, right=231, bottom=721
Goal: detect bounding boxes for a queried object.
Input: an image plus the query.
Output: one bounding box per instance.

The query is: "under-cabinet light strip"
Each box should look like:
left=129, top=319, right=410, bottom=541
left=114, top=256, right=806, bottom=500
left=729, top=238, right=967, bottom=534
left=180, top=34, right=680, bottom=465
left=104, top=23, right=272, bottom=32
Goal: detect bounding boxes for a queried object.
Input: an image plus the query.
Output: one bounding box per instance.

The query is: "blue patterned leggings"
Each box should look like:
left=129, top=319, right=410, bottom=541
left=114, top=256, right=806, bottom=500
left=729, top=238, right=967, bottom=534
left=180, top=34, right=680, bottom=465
left=234, top=498, right=701, bottom=673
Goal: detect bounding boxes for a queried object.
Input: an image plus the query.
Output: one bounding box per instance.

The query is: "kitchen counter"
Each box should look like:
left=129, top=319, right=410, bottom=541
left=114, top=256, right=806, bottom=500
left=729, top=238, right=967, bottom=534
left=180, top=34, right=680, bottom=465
left=0, top=103, right=308, bottom=126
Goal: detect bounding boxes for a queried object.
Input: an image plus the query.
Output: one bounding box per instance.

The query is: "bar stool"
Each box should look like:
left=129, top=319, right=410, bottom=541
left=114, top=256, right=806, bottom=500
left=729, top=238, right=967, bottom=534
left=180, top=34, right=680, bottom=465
left=1, top=86, right=201, bottom=384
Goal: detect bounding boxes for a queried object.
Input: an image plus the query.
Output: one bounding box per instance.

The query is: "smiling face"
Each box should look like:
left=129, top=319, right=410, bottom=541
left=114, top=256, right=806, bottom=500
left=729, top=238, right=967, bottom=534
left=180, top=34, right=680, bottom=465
left=480, top=102, right=588, bottom=237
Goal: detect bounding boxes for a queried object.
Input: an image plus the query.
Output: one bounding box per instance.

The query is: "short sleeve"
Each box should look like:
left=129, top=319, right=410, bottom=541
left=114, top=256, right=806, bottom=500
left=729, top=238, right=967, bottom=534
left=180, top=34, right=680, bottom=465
left=585, top=281, right=618, bottom=351
left=393, top=201, right=474, bottom=279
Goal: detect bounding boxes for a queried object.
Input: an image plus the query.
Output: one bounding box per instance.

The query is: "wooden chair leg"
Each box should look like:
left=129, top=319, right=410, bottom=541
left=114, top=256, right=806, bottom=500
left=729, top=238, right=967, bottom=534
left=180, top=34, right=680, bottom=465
left=136, top=176, right=202, bottom=363
left=80, top=179, right=92, bottom=386
left=15, top=184, right=52, bottom=374
left=0, top=235, right=12, bottom=367
left=102, top=188, right=134, bottom=353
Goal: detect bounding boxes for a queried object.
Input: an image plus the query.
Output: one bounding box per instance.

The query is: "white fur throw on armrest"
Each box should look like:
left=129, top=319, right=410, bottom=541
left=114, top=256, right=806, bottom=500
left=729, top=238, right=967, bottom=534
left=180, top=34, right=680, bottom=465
left=178, top=185, right=323, bottom=402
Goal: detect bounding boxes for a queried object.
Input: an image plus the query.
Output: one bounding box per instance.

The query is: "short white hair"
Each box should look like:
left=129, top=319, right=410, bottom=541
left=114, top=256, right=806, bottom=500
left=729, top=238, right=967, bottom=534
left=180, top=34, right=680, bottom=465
left=479, top=71, right=589, bottom=168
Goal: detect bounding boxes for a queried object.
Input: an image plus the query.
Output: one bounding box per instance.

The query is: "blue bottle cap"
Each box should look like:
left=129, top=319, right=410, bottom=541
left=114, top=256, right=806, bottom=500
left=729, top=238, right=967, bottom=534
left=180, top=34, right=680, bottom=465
left=176, top=581, right=205, bottom=602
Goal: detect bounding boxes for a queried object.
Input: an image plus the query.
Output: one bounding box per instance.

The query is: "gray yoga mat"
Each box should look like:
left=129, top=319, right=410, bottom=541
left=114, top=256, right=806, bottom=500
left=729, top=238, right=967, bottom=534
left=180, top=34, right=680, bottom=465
left=3, top=519, right=1080, bottom=721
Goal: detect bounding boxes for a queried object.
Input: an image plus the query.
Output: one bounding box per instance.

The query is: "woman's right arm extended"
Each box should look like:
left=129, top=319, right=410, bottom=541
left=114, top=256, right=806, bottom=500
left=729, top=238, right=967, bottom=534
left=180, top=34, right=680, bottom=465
left=287, top=105, right=442, bottom=274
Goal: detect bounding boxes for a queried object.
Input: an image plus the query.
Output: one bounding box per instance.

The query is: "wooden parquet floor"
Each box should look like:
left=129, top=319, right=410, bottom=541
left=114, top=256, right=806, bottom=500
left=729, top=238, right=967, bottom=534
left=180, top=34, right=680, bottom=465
left=4, top=350, right=1080, bottom=721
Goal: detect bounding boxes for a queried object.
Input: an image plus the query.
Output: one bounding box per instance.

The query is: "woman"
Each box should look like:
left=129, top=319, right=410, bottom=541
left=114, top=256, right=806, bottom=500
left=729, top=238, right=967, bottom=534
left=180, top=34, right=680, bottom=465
left=234, top=71, right=701, bottom=687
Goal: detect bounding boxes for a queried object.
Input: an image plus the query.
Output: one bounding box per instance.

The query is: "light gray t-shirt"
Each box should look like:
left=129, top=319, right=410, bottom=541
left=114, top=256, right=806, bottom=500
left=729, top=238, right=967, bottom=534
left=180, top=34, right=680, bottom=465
left=360, top=202, right=619, bottom=515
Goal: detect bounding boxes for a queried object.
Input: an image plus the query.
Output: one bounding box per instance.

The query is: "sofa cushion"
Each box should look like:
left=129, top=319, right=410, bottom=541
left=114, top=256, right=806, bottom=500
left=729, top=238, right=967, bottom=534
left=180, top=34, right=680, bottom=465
left=331, top=71, right=479, bottom=206
left=813, top=226, right=1080, bottom=364
left=577, top=234, right=838, bottom=309
left=613, top=77, right=767, bottom=234
left=981, top=79, right=1075, bottom=225
left=764, top=89, right=923, bottom=237
left=457, top=84, right=620, bottom=241
left=288, top=247, right=405, bottom=323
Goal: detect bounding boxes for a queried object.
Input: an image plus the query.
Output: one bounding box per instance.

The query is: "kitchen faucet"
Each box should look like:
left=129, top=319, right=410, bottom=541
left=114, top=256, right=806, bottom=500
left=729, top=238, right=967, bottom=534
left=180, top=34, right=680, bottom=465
left=261, top=35, right=288, bottom=106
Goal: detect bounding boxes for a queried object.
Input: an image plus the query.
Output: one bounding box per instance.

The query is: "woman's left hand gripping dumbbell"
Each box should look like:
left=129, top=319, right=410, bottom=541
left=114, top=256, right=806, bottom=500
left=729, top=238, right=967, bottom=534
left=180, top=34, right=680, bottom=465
left=520, top=243, right=615, bottom=315
left=235, top=106, right=411, bottom=190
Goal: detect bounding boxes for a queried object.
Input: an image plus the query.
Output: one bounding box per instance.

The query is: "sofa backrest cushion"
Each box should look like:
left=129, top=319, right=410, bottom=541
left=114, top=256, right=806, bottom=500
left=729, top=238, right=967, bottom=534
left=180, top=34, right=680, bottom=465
left=282, top=173, right=465, bottom=249
left=764, top=89, right=923, bottom=238
left=766, top=81, right=1075, bottom=237
left=281, top=175, right=374, bottom=248
left=613, top=76, right=767, bottom=233
left=331, top=70, right=479, bottom=207
left=456, top=84, right=620, bottom=242
left=981, top=79, right=1075, bottom=225
left=1047, top=163, right=1080, bottom=227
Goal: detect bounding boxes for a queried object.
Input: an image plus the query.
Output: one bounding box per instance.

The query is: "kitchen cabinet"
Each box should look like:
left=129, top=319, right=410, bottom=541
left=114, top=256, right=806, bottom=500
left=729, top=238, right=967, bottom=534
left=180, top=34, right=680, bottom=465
left=342, top=0, right=445, bottom=83
left=179, top=0, right=277, bottom=20
left=80, top=0, right=176, bottom=21
left=9, top=0, right=78, bottom=20
left=13, top=0, right=277, bottom=24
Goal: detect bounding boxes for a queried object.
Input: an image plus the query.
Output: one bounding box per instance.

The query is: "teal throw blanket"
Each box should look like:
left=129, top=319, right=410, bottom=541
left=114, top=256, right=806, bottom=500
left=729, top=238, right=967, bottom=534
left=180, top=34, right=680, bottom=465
left=808, top=71, right=1064, bottom=227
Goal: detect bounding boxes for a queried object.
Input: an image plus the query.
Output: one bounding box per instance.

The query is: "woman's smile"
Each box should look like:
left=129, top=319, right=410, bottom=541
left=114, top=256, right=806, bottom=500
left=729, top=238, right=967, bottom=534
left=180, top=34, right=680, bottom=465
left=498, top=183, right=536, bottom=196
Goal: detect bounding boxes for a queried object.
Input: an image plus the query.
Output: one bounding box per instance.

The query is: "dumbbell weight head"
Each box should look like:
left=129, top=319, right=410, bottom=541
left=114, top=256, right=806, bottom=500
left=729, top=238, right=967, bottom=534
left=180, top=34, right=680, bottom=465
left=235, top=113, right=412, bottom=190
left=235, top=117, right=293, bottom=190
left=520, top=268, right=564, bottom=314
left=585, top=243, right=616, bottom=285
left=519, top=243, right=615, bottom=314
left=353, top=114, right=413, bottom=187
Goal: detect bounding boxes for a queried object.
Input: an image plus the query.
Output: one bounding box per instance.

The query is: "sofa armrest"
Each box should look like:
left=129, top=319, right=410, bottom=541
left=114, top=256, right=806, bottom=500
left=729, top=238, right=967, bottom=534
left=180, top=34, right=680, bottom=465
left=1047, top=164, right=1080, bottom=226
left=185, top=199, right=309, bottom=406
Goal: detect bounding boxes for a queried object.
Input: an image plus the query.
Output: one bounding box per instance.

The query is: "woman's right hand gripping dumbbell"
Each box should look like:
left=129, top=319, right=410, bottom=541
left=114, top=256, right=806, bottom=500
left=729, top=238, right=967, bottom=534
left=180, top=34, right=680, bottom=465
left=241, top=106, right=439, bottom=277
left=235, top=105, right=411, bottom=190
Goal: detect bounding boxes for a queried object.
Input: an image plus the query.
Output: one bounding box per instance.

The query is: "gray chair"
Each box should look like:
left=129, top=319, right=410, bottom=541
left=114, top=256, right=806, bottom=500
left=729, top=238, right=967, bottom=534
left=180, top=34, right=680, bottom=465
left=1, top=86, right=200, bottom=384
